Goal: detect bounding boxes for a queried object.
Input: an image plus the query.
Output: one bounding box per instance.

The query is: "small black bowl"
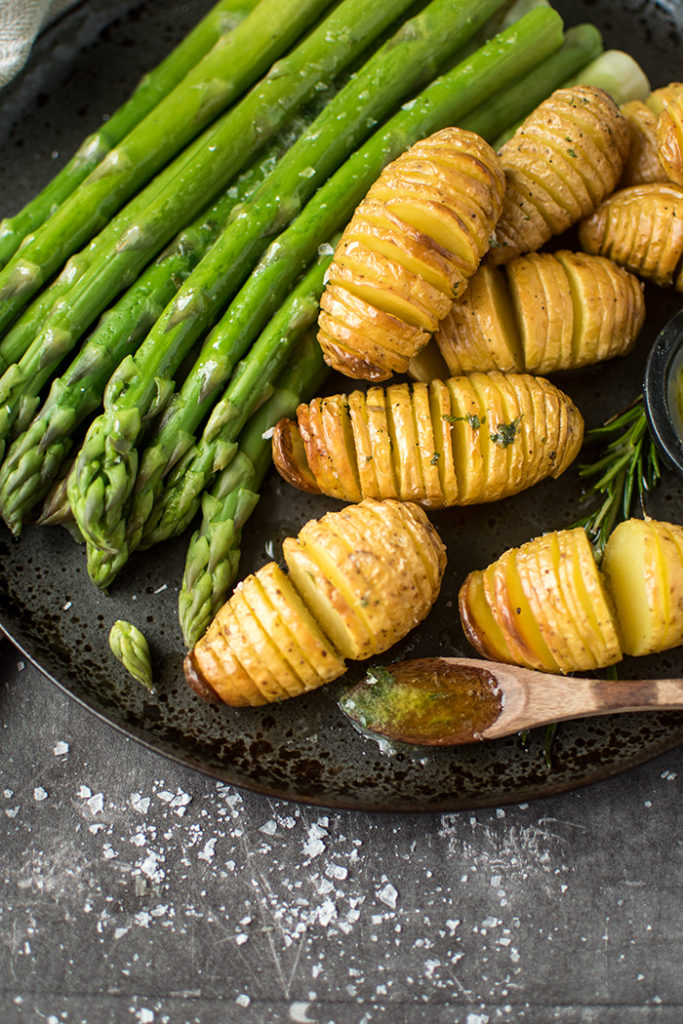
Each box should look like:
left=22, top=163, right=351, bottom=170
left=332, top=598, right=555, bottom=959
left=643, top=308, right=683, bottom=477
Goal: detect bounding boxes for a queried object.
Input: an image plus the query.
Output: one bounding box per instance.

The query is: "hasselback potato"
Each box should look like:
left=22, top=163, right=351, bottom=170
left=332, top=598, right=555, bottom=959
left=272, top=372, right=584, bottom=507
left=184, top=498, right=446, bottom=705
left=433, top=250, right=644, bottom=375
left=458, top=527, right=622, bottom=674
left=579, top=182, right=683, bottom=289
left=317, top=127, right=505, bottom=381
left=489, top=86, right=630, bottom=264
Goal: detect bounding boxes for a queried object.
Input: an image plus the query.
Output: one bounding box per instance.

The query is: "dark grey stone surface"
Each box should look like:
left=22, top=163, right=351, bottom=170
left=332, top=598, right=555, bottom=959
left=1, top=635, right=681, bottom=1023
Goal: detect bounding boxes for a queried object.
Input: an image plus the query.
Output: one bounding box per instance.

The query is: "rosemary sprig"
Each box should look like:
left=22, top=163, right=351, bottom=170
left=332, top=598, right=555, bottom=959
left=574, top=395, right=661, bottom=561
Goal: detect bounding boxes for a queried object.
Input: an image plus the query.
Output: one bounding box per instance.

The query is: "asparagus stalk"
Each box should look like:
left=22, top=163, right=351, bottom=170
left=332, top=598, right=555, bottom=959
left=178, top=331, right=329, bottom=647
left=0, top=0, right=336, bottom=332
left=70, top=4, right=558, bottom=570
left=564, top=48, right=651, bottom=104
left=0, top=0, right=260, bottom=270
left=0, top=0, right=419, bottom=462
left=86, top=251, right=330, bottom=587
left=138, top=250, right=334, bottom=550
left=0, top=136, right=287, bottom=531
left=116, top=8, right=565, bottom=558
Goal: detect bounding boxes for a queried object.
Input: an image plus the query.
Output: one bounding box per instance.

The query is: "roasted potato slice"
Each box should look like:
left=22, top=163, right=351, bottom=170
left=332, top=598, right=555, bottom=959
left=579, top=182, right=683, bottom=289
left=459, top=527, right=622, bottom=674
left=431, top=251, right=644, bottom=375
left=273, top=373, right=583, bottom=508
left=602, top=518, right=683, bottom=657
left=490, top=86, right=630, bottom=264
left=434, top=264, right=522, bottom=376
left=318, top=127, right=505, bottom=380
left=255, top=562, right=345, bottom=684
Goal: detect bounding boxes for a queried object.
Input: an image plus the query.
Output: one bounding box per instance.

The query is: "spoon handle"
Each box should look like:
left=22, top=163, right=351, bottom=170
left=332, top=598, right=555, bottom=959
left=483, top=668, right=683, bottom=739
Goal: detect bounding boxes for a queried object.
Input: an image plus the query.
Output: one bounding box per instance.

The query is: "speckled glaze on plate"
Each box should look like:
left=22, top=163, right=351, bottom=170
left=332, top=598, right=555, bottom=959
left=0, top=0, right=682, bottom=812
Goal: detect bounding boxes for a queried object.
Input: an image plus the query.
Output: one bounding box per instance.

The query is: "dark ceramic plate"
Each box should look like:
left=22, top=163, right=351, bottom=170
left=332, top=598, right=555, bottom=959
left=1, top=0, right=682, bottom=812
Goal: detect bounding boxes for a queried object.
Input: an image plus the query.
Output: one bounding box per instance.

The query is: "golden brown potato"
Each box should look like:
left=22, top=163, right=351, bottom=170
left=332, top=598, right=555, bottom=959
left=433, top=251, right=644, bottom=376
left=602, top=518, right=683, bottom=657
left=656, top=92, right=683, bottom=186
left=272, top=373, right=584, bottom=507
left=489, top=86, right=630, bottom=264
left=184, top=499, right=445, bottom=704
left=458, top=527, right=623, bottom=674
left=317, top=127, right=505, bottom=381
left=619, top=100, right=666, bottom=187
left=579, top=182, right=683, bottom=289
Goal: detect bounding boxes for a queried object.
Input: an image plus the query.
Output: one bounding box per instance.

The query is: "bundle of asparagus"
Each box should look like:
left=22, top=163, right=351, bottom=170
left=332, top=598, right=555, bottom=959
left=0, top=0, right=611, bottom=655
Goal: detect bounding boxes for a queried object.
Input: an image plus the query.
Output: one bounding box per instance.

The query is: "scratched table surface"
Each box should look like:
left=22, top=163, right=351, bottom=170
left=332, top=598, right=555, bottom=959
left=1, top=0, right=683, bottom=1020
left=2, top=638, right=682, bottom=1024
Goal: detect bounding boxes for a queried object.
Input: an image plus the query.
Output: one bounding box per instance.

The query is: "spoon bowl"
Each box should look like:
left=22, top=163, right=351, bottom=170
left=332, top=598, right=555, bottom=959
left=340, top=657, right=683, bottom=746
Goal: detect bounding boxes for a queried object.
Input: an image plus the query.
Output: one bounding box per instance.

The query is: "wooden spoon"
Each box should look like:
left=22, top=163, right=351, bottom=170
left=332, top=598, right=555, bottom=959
left=339, top=657, right=683, bottom=746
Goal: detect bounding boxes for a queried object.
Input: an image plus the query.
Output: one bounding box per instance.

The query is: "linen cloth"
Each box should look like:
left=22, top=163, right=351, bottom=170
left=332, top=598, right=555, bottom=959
left=0, top=0, right=81, bottom=87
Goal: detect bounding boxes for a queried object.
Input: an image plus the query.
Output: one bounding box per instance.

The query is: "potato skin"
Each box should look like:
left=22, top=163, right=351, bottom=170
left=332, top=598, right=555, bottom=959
left=619, top=100, right=666, bottom=187
left=434, top=250, right=644, bottom=375
left=490, top=86, right=630, bottom=264
left=656, top=92, right=683, bottom=186
left=458, top=527, right=622, bottom=674
left=318, top=127, right=505, bottom=381
left=185, top=499, right=445, bottom=705
left=272, top=373, right=583, bottom=507
left=579, top=182, right=683, bottom=289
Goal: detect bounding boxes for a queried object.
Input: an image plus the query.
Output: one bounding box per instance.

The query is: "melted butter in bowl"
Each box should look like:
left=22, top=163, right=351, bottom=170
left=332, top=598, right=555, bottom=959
left=644, top=308, right=683, bottom=479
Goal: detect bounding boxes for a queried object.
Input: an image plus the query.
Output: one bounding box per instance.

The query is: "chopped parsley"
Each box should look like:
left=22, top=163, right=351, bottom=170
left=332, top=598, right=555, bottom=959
left=443, top=412, right=483, bottom=430
left=490, top=415, right=523, bottom=448
left=366, top=665, right=395, bottom=688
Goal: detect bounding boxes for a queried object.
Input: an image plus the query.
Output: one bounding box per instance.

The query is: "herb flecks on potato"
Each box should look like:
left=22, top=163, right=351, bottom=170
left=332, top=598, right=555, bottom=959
left=272, top=372, right=583, bottom=507
left=317, top=127, right=505, bottom=381
left=184, top=498, right=446, bottom=705
left=489, top=85, right=630, bottom=264
left=433, top=250, right=644, bottom=375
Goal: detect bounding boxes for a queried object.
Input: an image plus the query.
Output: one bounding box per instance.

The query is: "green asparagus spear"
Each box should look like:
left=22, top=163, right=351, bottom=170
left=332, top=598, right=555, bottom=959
left=179, top=332, right=329, bottom=647
left=0, top=0, right=335, bottom=332
left=0, top=0, right=260, bottom=271
left=109, top=619, right=154, bottom=691
left=0, top=0, right=418, bottom=461
left=69, top=0, right=525, bottom=564
left=138, top=250, right=334, bottom=550
left=102, top=7, right=564, bottom=567
left=0, top=135, right=288, bottom=531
